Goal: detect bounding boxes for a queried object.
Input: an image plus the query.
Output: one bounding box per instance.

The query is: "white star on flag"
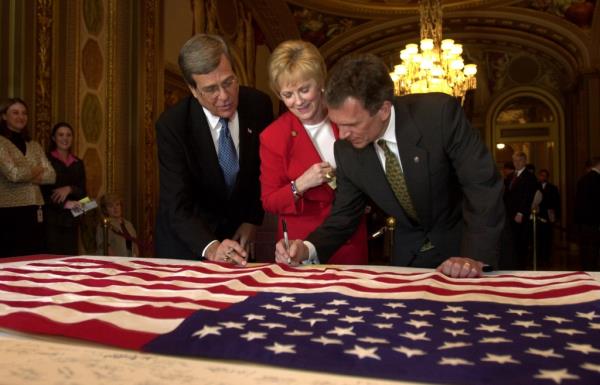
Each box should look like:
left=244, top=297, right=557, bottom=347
left=405, top=319, right=432, bottom=329
left=357, top=336, right=389, bottom=344
left=384, top=302, right=406, bottom=309
left=338, top=315, right=365, bottom=324
left=526, top=348, right=564, bottom=358
left=218, top=321, right=245, bottom=329
left=400, top=331, right=430, bottom=341
left=344, top=345, right=381, bottom=360
left=481, top=353, right=520, bottom=364
left=410, top=309, right=435, bottom=317
left=555, top=328, right=585, bottom=336
left=292, top=303, right=314, bottom=309
left=377, top=312, right=402, bottom=320
left=444, top=328, right=469, bottom=337
left=438, top=357, right=474, bottom=366
left=522, top=332, right=550, bottom=339
left=443, top=305, right=467, bottom=313
left=373, top=323, right=393, bottom=329
left=438, top=341, right=472, bottom=350
left=244, top=313, right=265, bottom=321
left=543, top=316, right=571, bottom=324
left=576, top=311, right=600, bottom=321
left=311, top=336, right=343, bottom=345
left=274, top=295, right=295, bottom=303
left=533, top=368, right=579, bottom=384
left=284, top=330, right=313, bottom=336
left=589, top=322, right=600, bottom=330
left=581, top=362, right=600, bottom=373
left=327, top=326, right=355, bottom=337
left=302, top=318, right=327, bottom=327
left=259, top=322, right=286, bottom=329
left=564, top=343, right=600, bottom=354
left=192, top=325, right=222, bottom=339
left=328, top=299, right=349, bottom=306
left=315, top=308, right=339, bottom=316
left=278, top=311, right=302, bottom=318
left=476, top=324, right=506, bottom=333
left=475, top=313, right=500, bottom=320
left=507, top=309, right=532, bottom=316
left=350, top=306, right=373, bottom=313
left=261, top=304, right=281, bottom=310
left=393, top=346, right=426, bottom=358
left=479, top=337, right=512, bottom=343
left=441, top=316, right=468, bottom=324
left=512, top=320, right=541, bottom=328
left=239, top=331, right=267, bottom=341
left=265, top=342, right=296, bottom=354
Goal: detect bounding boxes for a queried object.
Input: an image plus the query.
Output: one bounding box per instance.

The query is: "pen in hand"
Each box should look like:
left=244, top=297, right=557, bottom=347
left=282, top=218, right=291, bottom=264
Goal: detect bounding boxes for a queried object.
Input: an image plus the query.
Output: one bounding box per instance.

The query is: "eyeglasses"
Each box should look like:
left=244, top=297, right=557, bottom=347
left=197, top=75, right=238, bottom=100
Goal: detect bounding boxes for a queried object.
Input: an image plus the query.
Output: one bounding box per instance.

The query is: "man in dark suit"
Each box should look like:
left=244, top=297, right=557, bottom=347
left=574, top=157, right=600, bottom=270
left=155, top=34, right=273, bottom=263
left=275, top=54, right=504, bottom=278
left=535, top=169, right=560, bottom=267
left=502, top=151, right=538, bottom=269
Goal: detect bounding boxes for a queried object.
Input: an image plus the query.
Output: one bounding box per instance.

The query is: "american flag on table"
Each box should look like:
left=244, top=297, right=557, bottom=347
left=1, top=256, right=600, bottom=385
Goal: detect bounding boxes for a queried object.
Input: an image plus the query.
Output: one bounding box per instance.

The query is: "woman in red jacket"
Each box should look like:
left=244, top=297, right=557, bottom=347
left=259, top=40, right=368, bottom=264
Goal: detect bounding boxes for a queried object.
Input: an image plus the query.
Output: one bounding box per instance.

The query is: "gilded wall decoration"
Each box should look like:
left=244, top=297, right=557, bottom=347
left=83, top=0, right=104, bottom=35
left=34, top=0, right=53, bottom=149
left=82, top=147, right=103, bottom=202
left=288, top=4, right=366, bottom=47
left=81, top=38, right=104, bottom=89
left=81, top=93, right=103, bottom=143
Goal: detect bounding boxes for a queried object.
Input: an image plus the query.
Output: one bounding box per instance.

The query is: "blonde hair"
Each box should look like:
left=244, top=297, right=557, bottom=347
left=99, top=193, right=122, bottom=216
left=268, top=40, right=326, bottom=95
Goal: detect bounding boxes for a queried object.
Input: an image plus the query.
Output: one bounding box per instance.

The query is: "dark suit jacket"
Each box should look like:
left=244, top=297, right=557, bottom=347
left=504, top=169, right=538, bottom=222
left=154, top=87, right=273, bottom=259
left=538, top=181, right=560, bottom=222
left=307, top=93, right=505, bottom=268
left=574, top=170, right=600, bottom=227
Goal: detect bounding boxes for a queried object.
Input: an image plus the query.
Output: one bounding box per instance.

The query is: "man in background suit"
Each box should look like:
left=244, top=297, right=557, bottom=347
left=535, top=168, right=560, bottom=267
left=574, top=157, right=600, bottom=270
left=275, top=54, right=505, bottom=278
left=502, top=151, right=538, bottom=269
left=155, top=34, right=273, bottom=263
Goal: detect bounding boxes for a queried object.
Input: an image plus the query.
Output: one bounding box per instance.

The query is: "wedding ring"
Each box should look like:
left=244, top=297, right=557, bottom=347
left=325, top=172, right=333, bottom=181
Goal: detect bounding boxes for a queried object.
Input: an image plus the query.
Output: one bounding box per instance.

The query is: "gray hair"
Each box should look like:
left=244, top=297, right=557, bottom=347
left=178, top=34, right=232, bottom=88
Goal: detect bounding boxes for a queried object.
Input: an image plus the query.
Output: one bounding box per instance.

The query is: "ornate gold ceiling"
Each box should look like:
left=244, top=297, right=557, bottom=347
left=242, top=0, right=599, bottom=91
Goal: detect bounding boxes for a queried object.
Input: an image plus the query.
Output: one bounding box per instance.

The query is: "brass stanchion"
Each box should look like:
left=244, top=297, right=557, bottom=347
left=102, top=217, right=110, bottom=256
left=531, top=208, right=537, bottom=271
left=370, top=216, right=396, bottom=264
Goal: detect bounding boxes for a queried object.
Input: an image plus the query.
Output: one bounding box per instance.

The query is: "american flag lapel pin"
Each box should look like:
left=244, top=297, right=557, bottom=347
left=291, top=130, right=297, bottom=137
left=247, top=127, right=253, bottom=134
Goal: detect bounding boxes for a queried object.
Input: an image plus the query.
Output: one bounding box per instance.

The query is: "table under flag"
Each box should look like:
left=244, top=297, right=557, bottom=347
left=1, top=255, right=599, bottom=384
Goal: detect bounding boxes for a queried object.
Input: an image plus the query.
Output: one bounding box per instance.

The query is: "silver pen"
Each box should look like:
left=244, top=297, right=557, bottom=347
left=282, top=218, right=291, bottom=263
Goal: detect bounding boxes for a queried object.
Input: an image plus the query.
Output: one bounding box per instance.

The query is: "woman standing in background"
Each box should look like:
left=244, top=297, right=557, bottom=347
left=0, top=98, right=56, bottom=257
left=42, top=122, right=87, bottom=255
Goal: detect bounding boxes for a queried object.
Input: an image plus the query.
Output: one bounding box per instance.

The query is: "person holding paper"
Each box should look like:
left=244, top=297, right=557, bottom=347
left=154, top=34, right=273, bottom=263
left=42, top=122, right=87, bottom=255
left=274, top=54, right=505, bottom=277
left=0, top=98, right=56, bottom=257
left=260, top=40, right=367, bottom=264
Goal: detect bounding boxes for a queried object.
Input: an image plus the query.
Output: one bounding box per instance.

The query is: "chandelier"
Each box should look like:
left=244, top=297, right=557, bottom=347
left=389, top=0, right=477, bottom=104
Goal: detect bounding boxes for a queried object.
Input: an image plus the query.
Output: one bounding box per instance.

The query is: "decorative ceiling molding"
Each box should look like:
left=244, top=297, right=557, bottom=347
left=284, top=0, right=517, bottom=18
left=241, top=0, right=299, bottom=48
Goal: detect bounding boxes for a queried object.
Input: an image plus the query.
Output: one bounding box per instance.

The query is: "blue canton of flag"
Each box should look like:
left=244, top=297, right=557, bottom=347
left=146, top=291, right=600, bottom=385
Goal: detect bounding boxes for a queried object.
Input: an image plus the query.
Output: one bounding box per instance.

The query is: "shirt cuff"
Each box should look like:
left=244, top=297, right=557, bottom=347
left=202, top=240, right=219, bottom=259
left=302, top=241, right=320, bottom=265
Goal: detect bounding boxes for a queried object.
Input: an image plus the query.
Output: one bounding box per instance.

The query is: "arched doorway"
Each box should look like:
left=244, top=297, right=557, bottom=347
left=487, top=87, right=565, bottom=228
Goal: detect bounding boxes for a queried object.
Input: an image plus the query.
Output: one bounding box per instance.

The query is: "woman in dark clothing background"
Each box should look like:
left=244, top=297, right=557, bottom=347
left=42, top=122, right=87, bottom=255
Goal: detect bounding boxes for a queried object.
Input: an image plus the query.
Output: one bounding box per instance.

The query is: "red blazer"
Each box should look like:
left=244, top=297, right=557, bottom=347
left=259, top=112, right=368, bottom=264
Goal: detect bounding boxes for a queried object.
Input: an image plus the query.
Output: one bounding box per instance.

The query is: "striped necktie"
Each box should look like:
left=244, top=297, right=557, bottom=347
left=218, top=117, right=239, bottom=194
left=377, top=139, right=419, bottom=223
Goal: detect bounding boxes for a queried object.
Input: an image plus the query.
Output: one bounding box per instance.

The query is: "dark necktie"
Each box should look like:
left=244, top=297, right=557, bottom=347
left=218, top=118, right=239, bottom=194
left=377, top=139, right=419, bottom=223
